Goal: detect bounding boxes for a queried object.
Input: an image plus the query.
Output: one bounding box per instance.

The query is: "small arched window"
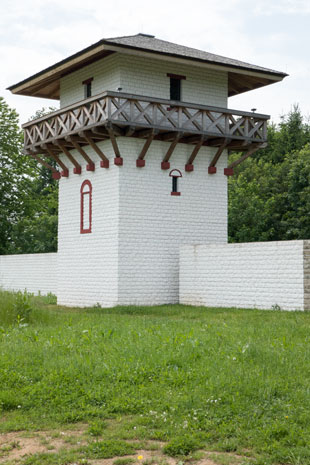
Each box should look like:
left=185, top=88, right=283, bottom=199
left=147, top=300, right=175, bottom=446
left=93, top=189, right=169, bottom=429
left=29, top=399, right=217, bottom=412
left=169, top=169, right=182, bottom=196
left=80, top=180, right=92, bottom=234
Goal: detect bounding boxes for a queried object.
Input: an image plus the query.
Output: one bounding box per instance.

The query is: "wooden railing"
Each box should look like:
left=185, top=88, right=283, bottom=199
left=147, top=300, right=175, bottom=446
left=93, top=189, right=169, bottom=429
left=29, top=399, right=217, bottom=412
left=23, top=91, right=269, bottom=149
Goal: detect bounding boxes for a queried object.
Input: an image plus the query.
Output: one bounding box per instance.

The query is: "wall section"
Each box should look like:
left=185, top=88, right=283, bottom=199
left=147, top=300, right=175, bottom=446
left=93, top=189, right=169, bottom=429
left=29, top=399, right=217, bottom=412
left=118, top=137, right=228, bottom=305
left=180, top=241, right=305, bottom=311
left=0, top=253, right=57, bottom=295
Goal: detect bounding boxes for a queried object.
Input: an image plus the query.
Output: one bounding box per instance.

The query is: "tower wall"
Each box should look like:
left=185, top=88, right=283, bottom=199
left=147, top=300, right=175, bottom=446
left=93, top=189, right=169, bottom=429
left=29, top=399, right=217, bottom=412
left=118, top=138, right=227, bottom=305
left=57, top=143, right=119, bottom=307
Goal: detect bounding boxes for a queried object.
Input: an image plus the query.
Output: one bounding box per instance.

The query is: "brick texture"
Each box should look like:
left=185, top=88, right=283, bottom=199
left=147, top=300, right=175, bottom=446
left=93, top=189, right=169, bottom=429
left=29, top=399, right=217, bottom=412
left=180, top=241, right=305, bottom=311
left=0, top=253, right=57, bottom=295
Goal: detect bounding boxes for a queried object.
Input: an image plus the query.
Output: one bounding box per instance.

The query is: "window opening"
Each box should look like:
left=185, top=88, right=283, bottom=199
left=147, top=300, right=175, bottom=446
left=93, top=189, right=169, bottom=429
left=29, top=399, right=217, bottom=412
left=167, top=73, right=186, bottom=102
left=80, top=180, right=92, bottom=233
left=82, top=78, right=93, bottom=99
left=169, top=169, right=182, bottom=196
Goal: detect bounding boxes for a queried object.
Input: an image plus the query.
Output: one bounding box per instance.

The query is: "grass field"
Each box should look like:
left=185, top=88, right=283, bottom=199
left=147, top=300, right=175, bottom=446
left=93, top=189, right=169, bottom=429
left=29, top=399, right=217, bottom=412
left=1, top=290, right=310, bottom=465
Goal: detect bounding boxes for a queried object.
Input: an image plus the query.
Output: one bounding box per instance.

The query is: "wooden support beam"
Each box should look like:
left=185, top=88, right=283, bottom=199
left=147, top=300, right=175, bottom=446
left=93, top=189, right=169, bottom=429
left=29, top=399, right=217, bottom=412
left=136, top=130, right=155, bottom=167
left=43, top=145, right=69, bottom=177
left=125, top=125, right=136, bottom=137
left=107, top=125, right=123, bottom=166
left=27, top=150, right=61, bottom=179
left=227, top=143, right=266, bottom=169
left=67, top=136, right=95, bottom=171
left=185, top=137, right=205, bottom=172
left=208, top=138, right=231, bottom=174
left=161, top=133, right=182, bottom=170
left=80, top=131, right=109, bottom=168
left=56, top=141, right=82, bottom=174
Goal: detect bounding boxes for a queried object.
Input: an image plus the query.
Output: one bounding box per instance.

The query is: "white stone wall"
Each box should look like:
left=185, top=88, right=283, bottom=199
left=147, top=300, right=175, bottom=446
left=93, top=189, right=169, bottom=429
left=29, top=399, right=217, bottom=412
left=55, top=136, right=227, bottom=307
left=60, top=54, right=121, bottom=107
left=57, top=142, right=120, bottom=307
left=180, top=241, right=305, bottom=311
left=118, top=54, right=227, bottom=107
left=0, top=253, right=57, bottom=295
left=60, top=53, right=227, bottom=108
left=117, top=138, right=228, bottom=305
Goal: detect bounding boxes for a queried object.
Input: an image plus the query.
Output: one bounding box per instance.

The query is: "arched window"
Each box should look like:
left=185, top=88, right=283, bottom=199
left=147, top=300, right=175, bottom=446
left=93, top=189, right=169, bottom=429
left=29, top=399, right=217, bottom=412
left=80, top=180, right=92, bottom=234
left=169, top=169, right=182, bottom=196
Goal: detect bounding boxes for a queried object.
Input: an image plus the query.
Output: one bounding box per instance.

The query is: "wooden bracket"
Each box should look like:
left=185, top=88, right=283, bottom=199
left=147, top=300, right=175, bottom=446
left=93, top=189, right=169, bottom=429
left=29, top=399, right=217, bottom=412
left=56, top=141, right=82, bottom=174
left=161, top=132, right=182, bottom=170
left=27, top=150, right=61, bottom=179
left=227, top=143, right=266, bottom=170
left=107, top=125, right=123, bottom=165
left=185, top=136, right=206, bottom=172
left=67, top=136, right=95, bottom=171
left=136, top=130, right=156, bottom=167
left=81, top=131, right=109, bottom=168
left=208, top=138, right=231, bottom=174
left=43, top=145, right=69, bottom=177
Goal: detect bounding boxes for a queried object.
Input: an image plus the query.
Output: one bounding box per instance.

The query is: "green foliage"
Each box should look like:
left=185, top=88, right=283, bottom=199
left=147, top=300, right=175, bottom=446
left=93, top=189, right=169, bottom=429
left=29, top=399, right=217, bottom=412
left=12, top=290, right=33, bottom=324
left=2, top=292, right=310, bottom=463
left=163, top=436, right=202, bottom=456
left=229, top=105, right=310, bottom=242
left=0, top=98, right=58, bottom=254
left=84, top=440, right=136, bottom=459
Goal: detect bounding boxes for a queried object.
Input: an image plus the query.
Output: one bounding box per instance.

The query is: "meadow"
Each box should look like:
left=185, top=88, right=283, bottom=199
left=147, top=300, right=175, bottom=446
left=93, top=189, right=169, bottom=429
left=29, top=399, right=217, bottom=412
left=1, top=290, right=310, bottom=465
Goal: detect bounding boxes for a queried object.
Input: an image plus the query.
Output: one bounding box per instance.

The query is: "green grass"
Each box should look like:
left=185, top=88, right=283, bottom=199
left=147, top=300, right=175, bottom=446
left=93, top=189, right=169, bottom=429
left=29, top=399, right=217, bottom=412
left=1, top=290, right=310, bottom=464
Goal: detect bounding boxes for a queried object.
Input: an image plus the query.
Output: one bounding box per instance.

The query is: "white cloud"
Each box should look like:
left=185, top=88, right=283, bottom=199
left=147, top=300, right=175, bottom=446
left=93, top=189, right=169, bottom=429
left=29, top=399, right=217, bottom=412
left=0, top=0, right=308, bottom=124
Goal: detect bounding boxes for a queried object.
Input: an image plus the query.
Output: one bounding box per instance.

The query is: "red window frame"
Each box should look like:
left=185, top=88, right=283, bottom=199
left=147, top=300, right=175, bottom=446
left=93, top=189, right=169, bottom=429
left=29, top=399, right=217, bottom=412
left=80, top=180, right=92, bottom=234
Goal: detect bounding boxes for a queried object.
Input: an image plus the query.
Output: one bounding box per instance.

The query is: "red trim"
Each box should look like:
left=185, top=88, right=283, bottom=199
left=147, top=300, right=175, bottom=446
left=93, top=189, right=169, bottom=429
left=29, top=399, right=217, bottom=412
left=136, top=159, right=145, bottom=167
left=114, top=157, right=123, bottom=166
left=208, top=166, right=217, bottom=174
left=185, top=164, right=194, bottom=172
left=224, top=168, right=234, bottom=176
left=82, top=77, right=93, bottom=85
left=171, top=192, right=181, bottom=196
left=86, top=163, right=95, bottom=171
left=61, top=169, right=69, bottom=177
left=52, top=172, right=61, bottom=179
left=100, top=160, right=109, bottom=168
left=169, top=169, right=182, bottom=177
left=80, top=180, right=92, bottom=234
left=161, top=161, right=170, bottom=170
left=74, top=166, right=82, bottom=174
left=167, top=73, right=186, bottom=80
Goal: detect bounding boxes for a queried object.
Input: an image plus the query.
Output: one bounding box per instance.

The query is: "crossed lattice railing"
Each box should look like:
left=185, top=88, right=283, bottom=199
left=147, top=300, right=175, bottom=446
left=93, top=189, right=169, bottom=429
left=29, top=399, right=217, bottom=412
left=23, top=91, right=269, bottom=148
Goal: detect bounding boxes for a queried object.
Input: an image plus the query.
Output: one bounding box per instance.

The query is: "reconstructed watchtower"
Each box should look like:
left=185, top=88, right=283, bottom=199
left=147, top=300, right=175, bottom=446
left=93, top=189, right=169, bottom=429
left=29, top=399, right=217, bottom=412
left=8, top=34, right=287, bottom=307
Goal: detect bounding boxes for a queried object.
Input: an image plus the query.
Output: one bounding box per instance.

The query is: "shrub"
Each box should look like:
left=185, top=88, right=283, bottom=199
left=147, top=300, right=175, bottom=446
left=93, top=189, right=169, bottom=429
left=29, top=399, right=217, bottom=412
left=163, top=436, right=202, bottom=457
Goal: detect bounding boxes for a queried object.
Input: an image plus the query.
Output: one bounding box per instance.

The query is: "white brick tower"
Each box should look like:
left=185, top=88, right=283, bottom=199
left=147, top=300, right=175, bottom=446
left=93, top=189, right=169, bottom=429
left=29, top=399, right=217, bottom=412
left=9, top=34, right=287, bottom=306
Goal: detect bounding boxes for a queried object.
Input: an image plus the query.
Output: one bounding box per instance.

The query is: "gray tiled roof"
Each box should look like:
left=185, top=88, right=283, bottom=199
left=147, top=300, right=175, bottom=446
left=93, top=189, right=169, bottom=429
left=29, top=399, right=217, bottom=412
left=103, top=34, right=286, bottom=77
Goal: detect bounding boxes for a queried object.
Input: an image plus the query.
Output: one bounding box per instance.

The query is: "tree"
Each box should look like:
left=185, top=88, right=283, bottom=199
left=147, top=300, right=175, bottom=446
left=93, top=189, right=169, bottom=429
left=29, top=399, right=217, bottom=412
left=229, top=106, right=310, bottom=243
left=0, top=98, right=58, bottom=254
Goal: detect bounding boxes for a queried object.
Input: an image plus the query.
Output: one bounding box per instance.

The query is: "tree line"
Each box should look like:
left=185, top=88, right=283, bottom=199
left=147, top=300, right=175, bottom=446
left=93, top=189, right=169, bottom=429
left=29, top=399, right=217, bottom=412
left=1, top=97, right=310, bottom=254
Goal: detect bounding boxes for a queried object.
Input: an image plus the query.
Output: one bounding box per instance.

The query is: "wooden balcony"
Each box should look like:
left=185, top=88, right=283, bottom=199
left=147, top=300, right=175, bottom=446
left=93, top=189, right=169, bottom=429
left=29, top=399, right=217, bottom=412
left=22, top=91, right=269, bottom=177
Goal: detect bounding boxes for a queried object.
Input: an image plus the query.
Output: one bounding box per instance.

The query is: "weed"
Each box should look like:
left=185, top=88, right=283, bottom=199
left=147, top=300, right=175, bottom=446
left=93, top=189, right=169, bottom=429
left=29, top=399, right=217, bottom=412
left=87, top=419, right=106, bottom=437
left=84, top=439, right=136, bottom=459
left=113, top=458, right=136, bottom=465
left=163, top=437, right=202, bottom=457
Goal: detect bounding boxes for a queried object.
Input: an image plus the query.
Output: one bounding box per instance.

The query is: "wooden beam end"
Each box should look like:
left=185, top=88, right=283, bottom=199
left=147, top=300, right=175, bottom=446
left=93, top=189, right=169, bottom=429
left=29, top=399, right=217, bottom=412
left=61, top=169, right=69, bottom=178
left=136, top=159, right=145, bottom=168
left=52, top=172, right=61, bottom=180
left=86, top=163, right=95, bottom=172
left=100, top=160, right=109, bottom=168
left=161, top=161, right=170, bottom=170
left=185, top=164, right=194, bottom=172
left=224, top=168, right=234, bottom=176
left=114, top=157, right=123, bottom=166
left=73, top=166, right=82, bottom=175
left=208, top=166, right=217, bottom=174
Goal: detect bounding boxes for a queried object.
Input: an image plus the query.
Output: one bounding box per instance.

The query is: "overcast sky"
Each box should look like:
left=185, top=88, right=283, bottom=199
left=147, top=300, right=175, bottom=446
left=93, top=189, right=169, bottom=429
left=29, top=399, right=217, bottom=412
left=1, top=0, right=309, bottom=125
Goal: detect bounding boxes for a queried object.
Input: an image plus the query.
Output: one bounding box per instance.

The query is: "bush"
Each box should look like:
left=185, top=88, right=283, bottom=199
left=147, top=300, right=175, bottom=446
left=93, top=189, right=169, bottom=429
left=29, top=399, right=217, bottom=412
left=13, top=290, right=32, bottom=324
left=163, top=436, right=202, bottom=456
